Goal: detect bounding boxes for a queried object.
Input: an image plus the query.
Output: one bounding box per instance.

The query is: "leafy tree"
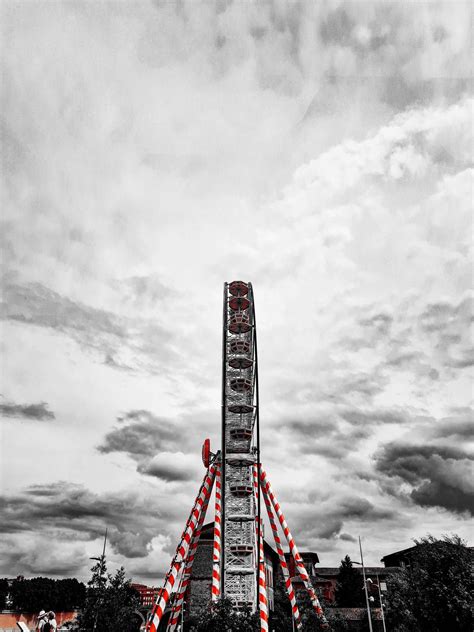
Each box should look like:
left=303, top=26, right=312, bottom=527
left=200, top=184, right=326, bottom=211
left=72, top=562, right=141, bottom=632
left=0, top=578, right=9, bottom=609
left=385, top=534, right=472, bottom=632
left=9, top=576, right=85, bottom=612
left=190, top=597, right=259, bottom=632
left=268, top=571, right=293, bottom=632
left=334, top=556, right=364, bottom=607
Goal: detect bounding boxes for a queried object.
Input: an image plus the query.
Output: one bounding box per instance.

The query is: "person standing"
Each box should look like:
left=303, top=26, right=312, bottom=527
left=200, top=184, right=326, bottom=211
left=46, top=612, right=57, bottom=631
left=36, top=611, right=48, bottom=631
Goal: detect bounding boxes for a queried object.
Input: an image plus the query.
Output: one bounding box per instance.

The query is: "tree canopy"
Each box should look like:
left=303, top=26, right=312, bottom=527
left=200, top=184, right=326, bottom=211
left=8, top=576, right=86, bottom=612
left=334, top=555, right=364, bottom=607
left=385, top=534, right=473, bottom=632
left=71, top=558, right=141, bottom=632
left=190, top=597, right=259, bottom=632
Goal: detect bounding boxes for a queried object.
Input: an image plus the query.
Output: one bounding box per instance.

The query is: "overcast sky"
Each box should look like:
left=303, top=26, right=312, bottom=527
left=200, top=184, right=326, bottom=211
left=1, top=1, right=472, bottom=584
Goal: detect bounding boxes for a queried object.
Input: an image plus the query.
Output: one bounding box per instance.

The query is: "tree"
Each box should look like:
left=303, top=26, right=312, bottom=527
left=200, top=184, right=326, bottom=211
left=334, top=556, right=364, bottom=607
left=385, top=534, right=473, bottom=632
left=72, top=562, right=141, bottom=632
left=268, top=571, right=293, bottom=632
left=190, top=597, right=259, bottom=632
left=9, top=576, right=86, bottom=612
left=0, top=579, right=9, bottom=609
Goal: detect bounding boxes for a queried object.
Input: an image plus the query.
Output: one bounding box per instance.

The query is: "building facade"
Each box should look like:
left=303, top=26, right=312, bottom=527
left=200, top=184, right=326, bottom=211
left=186, top=522, right=279, bottom=621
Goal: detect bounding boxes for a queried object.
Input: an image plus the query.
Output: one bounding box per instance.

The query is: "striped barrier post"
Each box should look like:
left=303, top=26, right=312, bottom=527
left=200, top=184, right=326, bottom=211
left=257, top=468, right=302, bottom=630
left=147, top=463, right=217, bottom=632
left=211, top=461, right=222, bottom=601
left=259, top=465, right=329, bottom=629
left=167, top=461, right=218, bottom=632
left=252, top=465, right=268, bottom=632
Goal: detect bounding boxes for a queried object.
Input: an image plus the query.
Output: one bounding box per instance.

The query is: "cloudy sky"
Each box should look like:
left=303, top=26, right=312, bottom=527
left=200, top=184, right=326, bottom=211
left=1, top=1, right=472, bottom=584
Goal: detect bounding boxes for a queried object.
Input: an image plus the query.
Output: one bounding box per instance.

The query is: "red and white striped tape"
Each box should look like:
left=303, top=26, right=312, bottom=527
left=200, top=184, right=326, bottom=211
left=259, top=465, right=329, bottom=629
left=211, top=462, right=222, bottom=601
left=258, top=468, right=302, bottom=629
left=167, top=462, right=216, bottom=632
left=147, top=463, right=217, bottom=632
left=252, top=465, right=268, bottom=632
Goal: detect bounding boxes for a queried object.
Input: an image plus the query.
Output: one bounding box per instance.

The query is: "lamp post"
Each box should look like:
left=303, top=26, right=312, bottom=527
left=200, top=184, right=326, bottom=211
left=358, top=536, right=373, bottom=632
left=376, top=573, right=387, bottom=632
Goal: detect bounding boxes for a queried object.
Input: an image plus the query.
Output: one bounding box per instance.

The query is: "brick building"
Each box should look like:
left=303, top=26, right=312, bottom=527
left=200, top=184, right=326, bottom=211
left=131, top=583, right=161, bottom=608
left=186, top=522, right=280, bottom=619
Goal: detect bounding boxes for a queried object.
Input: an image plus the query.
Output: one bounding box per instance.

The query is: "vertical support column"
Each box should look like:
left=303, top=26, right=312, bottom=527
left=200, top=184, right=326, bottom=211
left=212, top=462, right=222, bottom=601
left=259, top=466, right=329, bottom=629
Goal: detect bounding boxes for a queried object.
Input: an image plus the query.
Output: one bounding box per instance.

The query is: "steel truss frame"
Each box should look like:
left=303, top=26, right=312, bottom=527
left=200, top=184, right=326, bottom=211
left=147, top=463, right=329, bottom=632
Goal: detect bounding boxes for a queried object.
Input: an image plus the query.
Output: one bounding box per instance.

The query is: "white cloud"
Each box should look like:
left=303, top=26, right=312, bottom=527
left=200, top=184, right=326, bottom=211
left=1, top=0, right=472, bottom=580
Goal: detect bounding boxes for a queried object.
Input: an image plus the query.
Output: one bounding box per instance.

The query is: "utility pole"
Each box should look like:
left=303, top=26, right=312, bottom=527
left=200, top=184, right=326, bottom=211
left=359, top=536, right=373, bottom=632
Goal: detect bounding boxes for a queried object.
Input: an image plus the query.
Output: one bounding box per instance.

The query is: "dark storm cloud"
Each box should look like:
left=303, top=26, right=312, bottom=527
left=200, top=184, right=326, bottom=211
left=277, top=415, right=370, bottom=459
left=0, top=282, right=176, bottom=373
left=374, top=443, right=474, bottom=516
left=137, top=458, right=197, bottom=482
left=98, top=410, right=200, bottom=483
left=340, top=408, right=408, bottom=426
left=0, top=481, right=180, bottom=558
left=279, top=405, right=408, bottom=459
left=1, top=282, right=123, bottom=335
left=340, top=533, right=357, bottom=543
left=0, top=400, right=55, bottom=421
left=432, top=410, right=474, bottom=440
left=98, top=410, right=179, bottom=458
left=298, top=496, right=397, bottom=541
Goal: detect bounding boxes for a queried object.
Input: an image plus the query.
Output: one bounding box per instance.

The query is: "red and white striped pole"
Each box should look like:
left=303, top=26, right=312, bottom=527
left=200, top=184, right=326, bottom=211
left=211, top=461, right=222, bottom=601
left=258, top=469, right=302, bottom=630
left=259, top=465, right=329, bottom=629
left=147, top=463, right=217, bottom=632
left=252, top=465, right=269, bottom=632
left=167, top=461, right=217, bottom=632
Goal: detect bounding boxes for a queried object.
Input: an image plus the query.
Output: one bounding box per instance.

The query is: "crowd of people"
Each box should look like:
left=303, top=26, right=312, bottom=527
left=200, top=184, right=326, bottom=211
left=36, top=610, right=58, bottom=631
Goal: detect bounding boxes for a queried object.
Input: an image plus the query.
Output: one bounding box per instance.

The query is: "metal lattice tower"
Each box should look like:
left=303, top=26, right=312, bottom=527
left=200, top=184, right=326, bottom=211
left=220, top=280, right=260, bottom=609
left=146, top=281, right=329, bottom=632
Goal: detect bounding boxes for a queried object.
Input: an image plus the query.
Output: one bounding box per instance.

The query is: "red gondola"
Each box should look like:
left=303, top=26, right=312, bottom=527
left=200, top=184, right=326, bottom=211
left=229, top=356, right=253, bottom=369
left=229, top=296, right=250, bottom=311
left=229, top=311, right=251, bottom=334
left=230, top=339, right=251, bottom=354
left=229, top=377, right=252, bottom=392
left=229, top=280, right=248, bottom=297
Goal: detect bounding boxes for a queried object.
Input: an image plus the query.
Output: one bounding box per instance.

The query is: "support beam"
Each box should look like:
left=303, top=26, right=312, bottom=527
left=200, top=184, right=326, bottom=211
left=147, top=463, right=217, bottom=632
left=259, top=465, right=329, bottom=630
left=167, top=459, right=218, bottom=631
left=256, top=465, right=302, bottom=630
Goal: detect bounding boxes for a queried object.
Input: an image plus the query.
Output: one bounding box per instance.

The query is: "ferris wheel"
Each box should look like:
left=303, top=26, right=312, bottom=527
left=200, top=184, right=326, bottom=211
left=220, top=280, right=260, bottom=608
left=147, top=282, right=329, bottom=632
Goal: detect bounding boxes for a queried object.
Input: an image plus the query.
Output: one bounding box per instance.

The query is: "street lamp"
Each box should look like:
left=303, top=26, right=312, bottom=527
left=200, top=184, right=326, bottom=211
left=375, top=573, right=388, bottom=632
left=357, top=536, right=373, bottom=632
left=353, top=554, right=388, bottom=632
